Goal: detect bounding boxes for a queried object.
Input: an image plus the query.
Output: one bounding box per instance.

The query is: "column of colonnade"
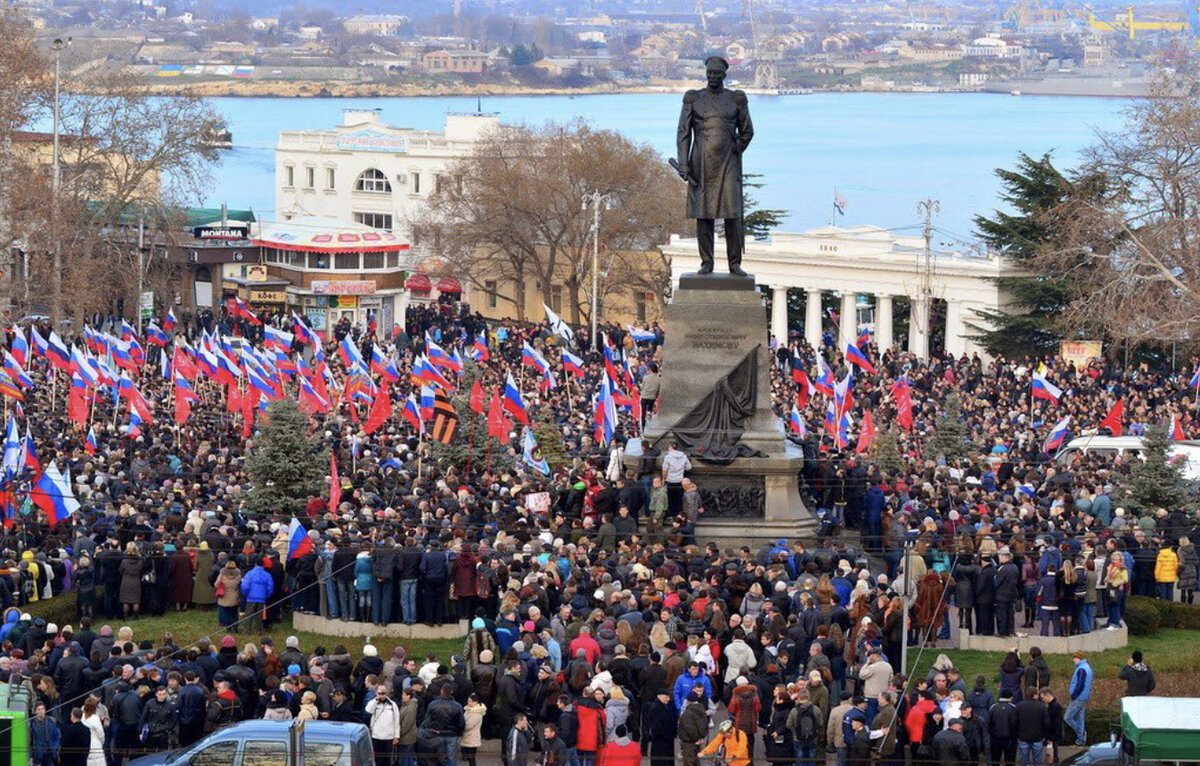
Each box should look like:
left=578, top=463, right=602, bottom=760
left=765, top=287, right=974, bottom=360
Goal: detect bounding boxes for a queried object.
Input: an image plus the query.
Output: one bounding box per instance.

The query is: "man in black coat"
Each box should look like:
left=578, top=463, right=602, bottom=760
left=60, top=708, right=91, bottom=766
left=932, top=719, right=971, bottom=765
left=419, top=541, right=448, bottom=625
left=988, top=693, right=1019, bottom=766
left=496, top=662, right=526, bottom=735
left=641, top=689, right=677, bottom=766
left=54, top=642, right=88, bottom=706
left=1015, top=688, right=1050, bottom=764
left=975, top=558, right=997, bottom=636
left=994, top=550, right=1021, bottom=637
left=638, top=652, right=667, bottom=704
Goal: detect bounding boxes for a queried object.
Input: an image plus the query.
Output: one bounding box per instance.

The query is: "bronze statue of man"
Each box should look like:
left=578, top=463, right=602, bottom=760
left=675, top=56, right=754, bottom=277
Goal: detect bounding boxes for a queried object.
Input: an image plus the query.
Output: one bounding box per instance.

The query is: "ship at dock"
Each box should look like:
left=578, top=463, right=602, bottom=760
left=984, top=62, right=1152, bottom=97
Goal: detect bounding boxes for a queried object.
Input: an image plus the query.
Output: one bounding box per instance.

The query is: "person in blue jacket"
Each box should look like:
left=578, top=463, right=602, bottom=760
left=1065, top=652, right=1094, bottom=747
left=354, top=551, right=374, bottom=620
left=672, top=661, right=713, bottom=713
left=240, top=558, right=275, bottom=634
left=863, top=483, right=887, bottom=553
left=30, top=702, right=60, bottom=766
left=1035, top=565, right=1061, bottom=637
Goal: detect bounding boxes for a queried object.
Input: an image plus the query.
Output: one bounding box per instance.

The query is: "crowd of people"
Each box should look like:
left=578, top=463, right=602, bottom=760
left=0, top=300, right=1195, bottom=766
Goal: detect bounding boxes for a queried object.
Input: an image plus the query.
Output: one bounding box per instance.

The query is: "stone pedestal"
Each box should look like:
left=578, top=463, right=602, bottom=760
left=629, top=273, right=816, bottom=543
left=643, top=275, right=779, bottom=455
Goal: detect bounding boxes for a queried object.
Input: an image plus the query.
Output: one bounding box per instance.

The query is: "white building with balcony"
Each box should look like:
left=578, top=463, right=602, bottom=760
left=275, top=108, right=500, bottom=236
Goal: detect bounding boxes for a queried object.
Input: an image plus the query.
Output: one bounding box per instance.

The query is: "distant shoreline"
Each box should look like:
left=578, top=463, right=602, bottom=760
left=123, top=80, right=1143, bottom=100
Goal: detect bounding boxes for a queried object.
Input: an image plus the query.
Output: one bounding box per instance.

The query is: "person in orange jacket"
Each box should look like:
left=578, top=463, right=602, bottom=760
left=596, top=724, right=641, bottom=766
left=700, top=720, right=751, bottom=766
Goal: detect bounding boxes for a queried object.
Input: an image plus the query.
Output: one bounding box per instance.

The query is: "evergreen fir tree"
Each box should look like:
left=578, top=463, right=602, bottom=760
left=969, top=152, right=1105, bottom=357
left=743, top=173, right=788, bottom=239
left=246, top=397, right=328, bottom=516
left=871, top=428, right=905, bottom=476
left=532, top=406, right=569, bottom=471
left=928, top=393, right=972, bottom=463
left=1119, top=424, right=1192, bottom=514
left=428, top=367, right=516, bottom=474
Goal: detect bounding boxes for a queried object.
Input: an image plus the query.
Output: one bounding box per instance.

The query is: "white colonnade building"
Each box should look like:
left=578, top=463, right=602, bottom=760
left=662, top=225, right=1021, bottom=359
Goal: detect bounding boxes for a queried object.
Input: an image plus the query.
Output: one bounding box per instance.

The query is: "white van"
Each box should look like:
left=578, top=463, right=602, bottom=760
left=1055, top=435, right=1200, bottom=481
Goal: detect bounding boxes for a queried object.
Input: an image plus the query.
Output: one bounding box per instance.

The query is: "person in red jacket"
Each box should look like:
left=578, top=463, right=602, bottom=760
left=569, top=626, right=602, bottom=666
left=574, top=693, right=607, bottom=766
left=596, top=724, right=640, bottom=766
left=905, top=691, right=937, bottom=763
left=727, top=676, right=762, bottom=761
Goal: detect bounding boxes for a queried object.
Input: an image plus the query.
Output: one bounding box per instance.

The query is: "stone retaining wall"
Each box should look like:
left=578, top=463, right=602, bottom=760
left=293, top=613, right=468, bottom=640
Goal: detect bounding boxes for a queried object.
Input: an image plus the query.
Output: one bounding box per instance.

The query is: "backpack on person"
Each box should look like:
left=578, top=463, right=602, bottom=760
left=794, top=705, right=819, bottom=745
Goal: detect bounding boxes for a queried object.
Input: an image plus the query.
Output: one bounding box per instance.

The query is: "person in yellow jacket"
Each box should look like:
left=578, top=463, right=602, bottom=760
left=700, top=720, right=751, bottom=766
left=1155, top=541, right=1180, bottom=601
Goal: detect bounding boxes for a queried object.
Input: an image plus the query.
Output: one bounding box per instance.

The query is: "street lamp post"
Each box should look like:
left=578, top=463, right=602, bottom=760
left=50, top=37, right=70, bottom=326
left=581, top=190, right=614, bottom=351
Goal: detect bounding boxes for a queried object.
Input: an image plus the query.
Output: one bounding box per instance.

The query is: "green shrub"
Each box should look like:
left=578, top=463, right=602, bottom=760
left=1124, top=597, right=1161, bottom=635
left=1127, top=596, right=1200, bottom=630
left=25, top=592, right=78, bottom=627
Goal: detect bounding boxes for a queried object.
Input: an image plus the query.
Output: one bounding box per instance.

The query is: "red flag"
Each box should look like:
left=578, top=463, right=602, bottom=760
left=172, top=347, right=197, bottom=381
left=1173, top=415, right=1187, bottom=441
left=174, top=389, right=192, bottom=426
left=364, top=382, right=392, bottom=435
left=329, top=452, right=342, bottom=513
left=1099, top=399, right=1124, bottom=436
left=892, top=380, right=914, bottom=432
left=795, top=369, right=810, bottom=410
left=469, top=379, right=486, bottom=414
left=242, top=388, right=258, bottom=439
left=226, top=382, right=242, bottom=414
left=854, top=410, right=876, bottom=454
left=68, top=385, right=88, bottom=426
left=486, top=390, right=510, bottom=441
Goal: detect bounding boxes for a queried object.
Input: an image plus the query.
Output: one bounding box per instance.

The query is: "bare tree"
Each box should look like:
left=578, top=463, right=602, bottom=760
left=1037, top=67, right=1200, bottom=345
left=11, top=71, right=223, bottom=323
left=419, top=120, right=682, bottom=323
left=0, top=9, right=50, bottom=319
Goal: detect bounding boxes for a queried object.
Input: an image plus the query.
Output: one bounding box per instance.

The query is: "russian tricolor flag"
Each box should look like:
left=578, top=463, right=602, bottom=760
left=814, top=355, right=835, bottom=397
left=122, top=408, right=145, bottom=439
left=145, top=322, right=169, bottom=347
left=789, top=406, right=805, bottom=436
left=1031, top=369, right=1062, bottom=404
left=338, top=336, right=366, bottom=375
left=287, top=517, right=314, bottom=560
left=9, top=327, right=27, bottom=367
left=418, top=384, right=435, bottom=420
left=3, top=352, right=32, bottom=389
left=522, top=342, right=550, bottom=373
left=470, top=332, right=490, bottom=362
left=163, top=308, right=177, bottom=333
left=562, top=349, right=585, bottom=378
left=31, top=461, right=80, bottom=527
left=29, top=326, right=48, bottom=359
left=1043, top=415, right=1071, bottom=454
left=23, top=427, right=39, bottom=473
left=46, top=331, right=71, bottom=370
left=503, top=372, right=529, bottom=425
left=84, top=426, right=98, bottom=456
left=402, top=393, right=422, bottom=431
left=844, top=343, right=876, bottom=374
left=628, top=325, right=657, bottom=344
left=594, top=375, right=617, bottom=445
left=292, top=313, right=315, bottom=346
